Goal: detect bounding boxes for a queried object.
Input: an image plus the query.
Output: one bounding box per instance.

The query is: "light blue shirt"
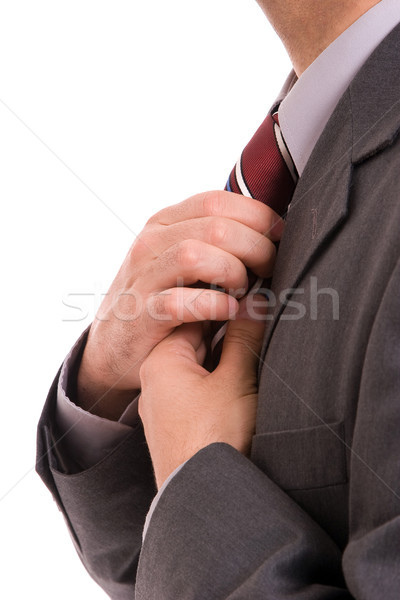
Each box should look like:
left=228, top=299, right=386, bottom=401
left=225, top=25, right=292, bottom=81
left=55, top=0, right=400, bottom=529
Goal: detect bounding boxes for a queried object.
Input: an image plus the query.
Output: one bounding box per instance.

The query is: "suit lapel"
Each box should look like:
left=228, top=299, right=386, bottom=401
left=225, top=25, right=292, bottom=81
left=259, top=91, right=354, bottom=369
left=259, top=23, right=400, bottom=370
left=350, top=23, right=400, bottom=166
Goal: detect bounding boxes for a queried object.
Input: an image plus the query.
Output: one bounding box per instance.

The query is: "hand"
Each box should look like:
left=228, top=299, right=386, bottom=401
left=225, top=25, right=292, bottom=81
left=138, top=294, right=268, bottom=489
left=77, top=191, right=283, bottom=419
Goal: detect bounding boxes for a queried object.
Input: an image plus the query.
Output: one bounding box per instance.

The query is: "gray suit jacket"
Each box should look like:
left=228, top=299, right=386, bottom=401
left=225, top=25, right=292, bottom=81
left=37, top=24, right=400, bottom=599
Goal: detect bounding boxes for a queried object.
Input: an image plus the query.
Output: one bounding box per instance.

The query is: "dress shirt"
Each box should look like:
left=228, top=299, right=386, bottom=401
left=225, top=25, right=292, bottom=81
left=55, top=0, right=400, bottom=481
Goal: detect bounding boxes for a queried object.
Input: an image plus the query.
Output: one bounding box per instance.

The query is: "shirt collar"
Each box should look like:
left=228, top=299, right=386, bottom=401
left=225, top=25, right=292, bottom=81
left=278, top=0, right=400, bottom=176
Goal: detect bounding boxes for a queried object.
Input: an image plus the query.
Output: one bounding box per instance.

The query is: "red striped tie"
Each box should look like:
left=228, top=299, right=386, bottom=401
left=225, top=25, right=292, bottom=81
left=226, top=106, right=298, bottom=215
left=209, top=106, right=298, bottom=363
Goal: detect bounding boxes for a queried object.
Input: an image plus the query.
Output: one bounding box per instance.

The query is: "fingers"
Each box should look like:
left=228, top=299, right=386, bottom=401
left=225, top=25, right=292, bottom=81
left=131, top=190, right=282, bottom=290
left=138, top=239, right=249, bottom=293
left=145, top=288, right=239, bottom=327
left=86, top=189, right=280, bottom=400
left=140, top=323, right=206, bottom=382
left=148, top=190, right=285, bottom=240
left=217, top=294, right=268, bottom=380
left=147, top=217, right=277, bottom=278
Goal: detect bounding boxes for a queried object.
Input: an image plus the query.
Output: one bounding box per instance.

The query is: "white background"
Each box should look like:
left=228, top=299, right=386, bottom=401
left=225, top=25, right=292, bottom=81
left=0, top=1, right=290, bottom=597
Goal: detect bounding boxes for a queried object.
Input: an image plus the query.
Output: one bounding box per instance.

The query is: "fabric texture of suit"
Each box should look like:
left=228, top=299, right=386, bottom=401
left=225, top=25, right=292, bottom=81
left=37, top=24, right=400, bottom=599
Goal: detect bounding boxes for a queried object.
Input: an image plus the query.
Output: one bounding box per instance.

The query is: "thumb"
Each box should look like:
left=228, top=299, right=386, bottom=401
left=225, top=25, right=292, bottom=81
left=218, top=293, right=268, bottom=378
left=144, top=322, right=206, bottom=373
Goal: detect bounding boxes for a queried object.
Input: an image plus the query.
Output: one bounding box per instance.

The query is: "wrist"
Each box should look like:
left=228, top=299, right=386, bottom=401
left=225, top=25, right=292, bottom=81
left=76, top=345, right=139, bottom=421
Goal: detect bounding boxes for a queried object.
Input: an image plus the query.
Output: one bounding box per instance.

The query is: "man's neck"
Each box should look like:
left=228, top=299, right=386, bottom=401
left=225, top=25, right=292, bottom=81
left=256, top=0, right=382, bottom=75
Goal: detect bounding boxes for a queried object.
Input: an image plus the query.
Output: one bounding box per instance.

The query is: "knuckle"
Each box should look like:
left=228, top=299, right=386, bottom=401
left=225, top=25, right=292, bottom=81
left=131, top=229, right=156, bottom=259
left=211, top=256, right=231, bottom=285
left=146, top=292, right=178, bottom=325
left=145, top=210, right=161, bottom=226
left=202, top=190, right=227, bottom=217
left=176, top=239, right=201, bottom=269
left=187, top=294, right=207, bottom=319
left=216, top=257, right=247, bottom=291
left=209, top=218, right=228, bottom=246
left=150, top=293, right=168, bottom=317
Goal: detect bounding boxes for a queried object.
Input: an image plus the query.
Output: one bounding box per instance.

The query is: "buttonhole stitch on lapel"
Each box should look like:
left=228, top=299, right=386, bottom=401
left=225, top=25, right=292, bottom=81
left=311, top=208, right=318, bottom=240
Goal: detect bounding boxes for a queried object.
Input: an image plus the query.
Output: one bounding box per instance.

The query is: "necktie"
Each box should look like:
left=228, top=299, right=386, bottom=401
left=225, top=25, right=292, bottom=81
left=225, top=104, right=298, bottom=213
left=210, top=104, right=298, bottom=359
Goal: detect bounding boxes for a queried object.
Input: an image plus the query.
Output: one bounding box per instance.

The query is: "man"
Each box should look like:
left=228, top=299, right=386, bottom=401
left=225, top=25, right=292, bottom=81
left=37, top=0, right=400, bottom=598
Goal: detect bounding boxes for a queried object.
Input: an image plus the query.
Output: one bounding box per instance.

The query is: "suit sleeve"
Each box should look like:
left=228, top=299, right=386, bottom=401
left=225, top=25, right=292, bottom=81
left=54, top=327, right=135, bottom=472
left=135, top=259, right=400, bottom=600
left=36, top=371, right=157, bottom=600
